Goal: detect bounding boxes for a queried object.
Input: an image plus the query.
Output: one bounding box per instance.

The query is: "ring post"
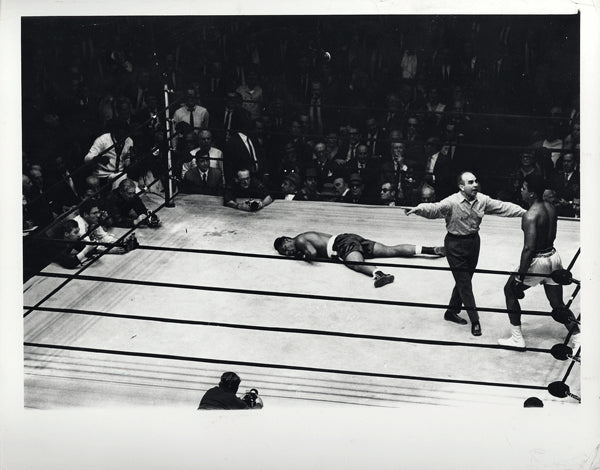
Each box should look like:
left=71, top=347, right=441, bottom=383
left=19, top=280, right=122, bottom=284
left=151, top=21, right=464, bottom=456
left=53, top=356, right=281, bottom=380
left=163, top=83, right=175, bottom=207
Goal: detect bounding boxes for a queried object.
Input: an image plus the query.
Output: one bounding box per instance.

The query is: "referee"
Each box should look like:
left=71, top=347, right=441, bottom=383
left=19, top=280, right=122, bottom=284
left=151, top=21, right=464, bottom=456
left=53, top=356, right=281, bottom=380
left=406, top=171, right=525, bottom=336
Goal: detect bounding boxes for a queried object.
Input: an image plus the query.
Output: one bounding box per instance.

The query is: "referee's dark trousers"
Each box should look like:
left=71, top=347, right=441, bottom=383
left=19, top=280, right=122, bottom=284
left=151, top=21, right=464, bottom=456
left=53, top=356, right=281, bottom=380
left=444, top=232, right=480, bottom=323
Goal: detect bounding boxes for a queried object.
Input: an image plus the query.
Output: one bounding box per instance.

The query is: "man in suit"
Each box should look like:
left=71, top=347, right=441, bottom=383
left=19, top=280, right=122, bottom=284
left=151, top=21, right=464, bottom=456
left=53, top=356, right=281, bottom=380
left=190, top=129, right=225, bottom=185
left=548, top=152, right=580, bottom=217
left=381, top=92, right=405, bottom=136
left=423, top=137, right=455, bottom=200
left=339, top=125, right=362, bottom=163
left=279, top=172, right=303, bottom=200
left=379, top=141, right=419, bottom=206
left=347, top=144, right=380, bottom=200
left=223, top=114, right=267, bottom=184
left=211, top=91, right=251, bottom=148
left=347, top=173, right=370, bottom=204
left=332, top=174, right=353, bottom=203
left=364, top=116, right=385, bottom=158
left=200, top=60, right=226, bottom=110
left=307, top=80, right=338, bottom=135
left=180, top=152, right=223, bottom=195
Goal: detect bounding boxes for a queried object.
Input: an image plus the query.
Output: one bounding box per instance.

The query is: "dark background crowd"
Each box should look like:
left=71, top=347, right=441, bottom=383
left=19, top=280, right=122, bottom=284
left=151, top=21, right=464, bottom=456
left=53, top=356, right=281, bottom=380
left=21, top=15, right=581, bottom=277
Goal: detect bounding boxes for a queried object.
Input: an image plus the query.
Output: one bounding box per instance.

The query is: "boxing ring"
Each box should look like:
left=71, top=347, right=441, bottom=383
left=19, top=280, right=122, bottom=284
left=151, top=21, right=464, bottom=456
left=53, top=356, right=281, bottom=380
left=22, top=192, right=581, bottom=409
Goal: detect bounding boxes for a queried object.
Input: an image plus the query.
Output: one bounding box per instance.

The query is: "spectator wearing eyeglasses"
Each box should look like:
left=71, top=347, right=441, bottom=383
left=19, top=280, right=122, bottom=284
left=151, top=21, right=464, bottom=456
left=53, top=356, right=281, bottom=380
left=378, top=181, right=397, bottom=206
left=347, top=173, right=370, bottom=204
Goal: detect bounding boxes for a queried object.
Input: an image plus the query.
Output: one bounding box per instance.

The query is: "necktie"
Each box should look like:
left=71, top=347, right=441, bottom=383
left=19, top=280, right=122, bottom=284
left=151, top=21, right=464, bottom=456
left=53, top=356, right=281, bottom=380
left=189, top=109, right=195, bottom=130
left=246, top=137, right=257, bottom=172
left=224, top=110, right=231, bottom=129
left=113, top=137, right=124, bottom=172
left=202, top=172, right=207, bottom=184
left=310, top=98, right=322, bottom=131
left=65, top=170, right=78, bottom=196
left=427, top=156, right=434, bottom=173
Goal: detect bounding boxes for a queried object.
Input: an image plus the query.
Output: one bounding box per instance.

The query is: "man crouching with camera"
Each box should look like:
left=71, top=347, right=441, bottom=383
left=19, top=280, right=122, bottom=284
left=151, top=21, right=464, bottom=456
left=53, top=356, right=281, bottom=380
left=198, top=372, right=263, bottom=410
left=103, top=178, right=161, bottom=228
left=224, top=168, right=273, bottom=212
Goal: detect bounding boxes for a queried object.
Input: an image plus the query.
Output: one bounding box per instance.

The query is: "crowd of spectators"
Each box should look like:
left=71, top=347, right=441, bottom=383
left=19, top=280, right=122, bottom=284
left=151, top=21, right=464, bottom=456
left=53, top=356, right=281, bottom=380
left=22, top=15, right=581, bottom=277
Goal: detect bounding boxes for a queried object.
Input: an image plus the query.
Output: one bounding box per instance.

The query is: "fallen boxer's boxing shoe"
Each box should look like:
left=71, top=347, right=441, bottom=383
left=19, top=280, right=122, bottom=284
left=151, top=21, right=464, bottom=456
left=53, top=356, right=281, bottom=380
left=373, top=271, right=394, bottom=288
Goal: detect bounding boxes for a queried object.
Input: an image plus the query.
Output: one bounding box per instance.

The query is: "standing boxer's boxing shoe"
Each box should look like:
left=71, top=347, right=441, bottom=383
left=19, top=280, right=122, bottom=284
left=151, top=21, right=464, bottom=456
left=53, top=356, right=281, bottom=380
left=498, top=326, right=526, bottom=349
left=373, top=271, right=394, bottom=288
left=571, top=333, right=581, bottom=355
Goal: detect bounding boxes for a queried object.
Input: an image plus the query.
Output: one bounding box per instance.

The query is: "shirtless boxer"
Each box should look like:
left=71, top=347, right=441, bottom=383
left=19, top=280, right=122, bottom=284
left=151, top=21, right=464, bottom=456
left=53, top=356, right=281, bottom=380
left=274, top=232, right=445, bottom=288
left=499, top=174, right=581, bottom=350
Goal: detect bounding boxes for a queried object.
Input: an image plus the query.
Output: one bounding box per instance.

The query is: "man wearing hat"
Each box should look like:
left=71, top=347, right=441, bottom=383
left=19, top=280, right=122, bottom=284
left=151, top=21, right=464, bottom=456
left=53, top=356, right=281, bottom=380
left=347, top=173, right=370, bottom=204
left=297, top=168, right=321, bottom=201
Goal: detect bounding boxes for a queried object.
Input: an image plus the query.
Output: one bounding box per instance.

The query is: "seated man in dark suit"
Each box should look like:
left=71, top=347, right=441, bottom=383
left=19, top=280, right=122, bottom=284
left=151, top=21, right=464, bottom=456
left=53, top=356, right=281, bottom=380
left=224, top=168, right=273, bottom=212
left=279, top=172, right=303, bottom=200
left=379, top=141, right=420, bottom=206
left=223, top=114, right=268, bottom=184
left=103, top=178, right=159, bottom=228
left=547, top=152, right=580, bottom=217
left=198, top=372, right=263, bottom=410
left=180, top=152, right=223, bottom=195
left=347, top=144, right=381, bottom=200
left=347, top=173, right=371, bottom=204
left=332, top=174, right=353, bottom=203
left=423, top=137, right=455, bottom=200
left=297, top=168, right=322, bottom=201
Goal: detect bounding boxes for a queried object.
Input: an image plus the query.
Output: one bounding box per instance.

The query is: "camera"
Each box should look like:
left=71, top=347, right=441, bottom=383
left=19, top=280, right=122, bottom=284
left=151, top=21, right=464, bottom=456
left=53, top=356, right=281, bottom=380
left=146, top=211, right=161, bottom=228
left=248, top=200, right=261, bottom=212
left=98, top=210, right=110, bottom=225
left=242, top=388, right=262, bottom=408
left=122, top=233, right=139, bottom=252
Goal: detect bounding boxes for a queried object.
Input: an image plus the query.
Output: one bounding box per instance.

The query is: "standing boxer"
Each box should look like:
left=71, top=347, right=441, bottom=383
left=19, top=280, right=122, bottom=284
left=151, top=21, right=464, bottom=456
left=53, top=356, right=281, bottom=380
left=498, top=174, right=580, bottom=350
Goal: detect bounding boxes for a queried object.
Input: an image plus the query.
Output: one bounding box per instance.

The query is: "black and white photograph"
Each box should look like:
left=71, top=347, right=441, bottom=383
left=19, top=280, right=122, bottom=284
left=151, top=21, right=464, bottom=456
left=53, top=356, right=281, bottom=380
left=2, top=0, right=599, bottom=469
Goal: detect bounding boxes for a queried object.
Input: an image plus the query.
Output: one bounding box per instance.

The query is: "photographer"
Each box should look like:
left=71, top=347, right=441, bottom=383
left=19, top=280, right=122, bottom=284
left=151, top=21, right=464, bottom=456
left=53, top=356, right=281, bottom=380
left=49, top=219, right=99, bottom=269
left=224, top=168, right=273, bottom=212
left=198, top=372, right=263, bottom=410
left=73, top=198, right=139, bottom=255
left=102, top=178, right=161, bottom=228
